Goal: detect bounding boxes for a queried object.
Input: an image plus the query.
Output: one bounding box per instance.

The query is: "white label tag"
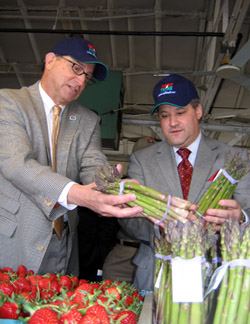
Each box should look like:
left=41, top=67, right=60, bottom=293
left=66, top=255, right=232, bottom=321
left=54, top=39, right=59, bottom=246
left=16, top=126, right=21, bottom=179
left=155, top=263, right=164, bottom=289
left=204, top=263, right=228, bottom=299
left=171, top=256, right=204, bottom=303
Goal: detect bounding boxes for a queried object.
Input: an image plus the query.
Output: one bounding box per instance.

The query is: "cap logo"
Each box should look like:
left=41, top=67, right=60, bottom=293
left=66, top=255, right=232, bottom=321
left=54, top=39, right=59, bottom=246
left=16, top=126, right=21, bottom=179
left=158, top=82, right=176, bottom=97
left=87, top=44, right=97, bottom=59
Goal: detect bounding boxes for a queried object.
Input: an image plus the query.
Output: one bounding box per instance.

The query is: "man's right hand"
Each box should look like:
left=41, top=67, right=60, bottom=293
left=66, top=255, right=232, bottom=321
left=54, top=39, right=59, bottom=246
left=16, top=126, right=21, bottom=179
left=67, top=182, right=143, bottom=218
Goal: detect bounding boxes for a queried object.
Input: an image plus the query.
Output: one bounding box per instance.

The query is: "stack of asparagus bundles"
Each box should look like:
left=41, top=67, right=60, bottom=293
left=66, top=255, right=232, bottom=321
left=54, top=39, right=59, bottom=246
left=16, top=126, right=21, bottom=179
left=206, top=218, right=250, bottom=324
left=94, top=164, right=192, bottom=224
left=153, top=219, right=218, bottom=324
left=195, top=151, right=250, bottom=218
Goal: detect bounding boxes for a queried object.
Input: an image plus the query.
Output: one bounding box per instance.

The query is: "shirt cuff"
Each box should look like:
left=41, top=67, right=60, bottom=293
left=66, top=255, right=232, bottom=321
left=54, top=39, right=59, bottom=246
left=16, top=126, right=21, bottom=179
left=58, top=182, right=77, bottom=210
left=241, top=209, right=249, bottom=223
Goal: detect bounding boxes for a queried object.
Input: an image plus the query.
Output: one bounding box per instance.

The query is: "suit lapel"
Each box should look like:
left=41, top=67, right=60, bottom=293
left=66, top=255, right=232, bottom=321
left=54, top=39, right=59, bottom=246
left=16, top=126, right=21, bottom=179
left=155, top=141, right=183, bottom=197
left=57, top=104, right=81, bottom=176
left=188, top=135, right=219, bottom=203
left=29, top=82, right=51, bottom=165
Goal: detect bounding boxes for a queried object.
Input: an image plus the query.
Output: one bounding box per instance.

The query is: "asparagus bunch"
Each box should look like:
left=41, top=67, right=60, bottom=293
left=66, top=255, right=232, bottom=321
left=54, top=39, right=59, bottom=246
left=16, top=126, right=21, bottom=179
left=211, top=219, right=250, bottom=324
left=154, top=234, right=171, bottom=324
left=195, top=151, right=250, bottom=218
left=94, top=164, right=192, bottom=224
left=153, top=219, right=217, bottom=324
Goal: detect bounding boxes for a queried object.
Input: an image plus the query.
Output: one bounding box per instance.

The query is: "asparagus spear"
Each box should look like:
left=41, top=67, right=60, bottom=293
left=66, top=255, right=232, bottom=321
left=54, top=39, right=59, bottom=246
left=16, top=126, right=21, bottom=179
left=212, top=221, right=231, bottom=324
left=234, top=225, right=250, bottom=324
left=220, top=219, right=241, bottom=324
left=178, top=222, right=192, bottom=324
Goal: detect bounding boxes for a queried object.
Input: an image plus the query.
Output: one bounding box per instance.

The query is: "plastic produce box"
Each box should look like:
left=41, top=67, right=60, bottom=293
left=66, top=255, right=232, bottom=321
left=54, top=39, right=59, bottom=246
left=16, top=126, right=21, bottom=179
left=0, top=293, right=154, bottom=324
left=138, top=292, right=153, bottom=324
left=0, top=321, right=24, bottom=324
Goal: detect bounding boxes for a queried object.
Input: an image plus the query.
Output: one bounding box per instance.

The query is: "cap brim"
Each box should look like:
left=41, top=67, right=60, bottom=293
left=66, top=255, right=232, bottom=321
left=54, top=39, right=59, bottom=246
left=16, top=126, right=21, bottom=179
left=151, top=102, right=185, bottom=115
left=69, top=55, right=108, bottom=81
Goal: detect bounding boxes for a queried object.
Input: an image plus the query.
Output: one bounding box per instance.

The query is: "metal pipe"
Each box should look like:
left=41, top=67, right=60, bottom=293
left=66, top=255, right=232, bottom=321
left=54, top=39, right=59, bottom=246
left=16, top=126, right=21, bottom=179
left=0, top=28, right=225, bottom=37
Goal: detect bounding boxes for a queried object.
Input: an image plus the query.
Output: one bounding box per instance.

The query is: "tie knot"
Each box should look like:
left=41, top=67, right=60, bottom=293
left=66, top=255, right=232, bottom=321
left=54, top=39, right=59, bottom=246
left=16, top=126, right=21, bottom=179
left=53, top=105, right=61, bottom=116
left=177, top=148, right=191, bottom=159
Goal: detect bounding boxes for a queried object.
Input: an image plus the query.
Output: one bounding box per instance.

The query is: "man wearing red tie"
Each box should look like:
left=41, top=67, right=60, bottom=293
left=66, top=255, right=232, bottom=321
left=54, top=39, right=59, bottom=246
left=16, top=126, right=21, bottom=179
left=118, top=74, right=250, bottom=291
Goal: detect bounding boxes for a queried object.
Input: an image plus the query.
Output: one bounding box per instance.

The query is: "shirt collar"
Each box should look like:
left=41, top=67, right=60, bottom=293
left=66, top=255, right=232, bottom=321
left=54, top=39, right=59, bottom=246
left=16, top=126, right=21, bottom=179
left=39, top=82, right=65, bottom=115
left=173, top=132, right=201, bottom=154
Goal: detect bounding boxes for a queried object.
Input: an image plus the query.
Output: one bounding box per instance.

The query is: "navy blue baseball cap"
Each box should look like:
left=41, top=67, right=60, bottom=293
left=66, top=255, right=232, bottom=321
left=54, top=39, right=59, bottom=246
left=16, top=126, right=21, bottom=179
left=50, top=37, right=108, bottom=81
left=151, top=74, right=199, bottom=115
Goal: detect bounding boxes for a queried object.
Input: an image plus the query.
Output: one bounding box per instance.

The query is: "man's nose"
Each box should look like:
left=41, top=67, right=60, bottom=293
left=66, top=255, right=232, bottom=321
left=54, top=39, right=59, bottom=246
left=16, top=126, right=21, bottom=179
left=169, top=115, right=178, bottom=126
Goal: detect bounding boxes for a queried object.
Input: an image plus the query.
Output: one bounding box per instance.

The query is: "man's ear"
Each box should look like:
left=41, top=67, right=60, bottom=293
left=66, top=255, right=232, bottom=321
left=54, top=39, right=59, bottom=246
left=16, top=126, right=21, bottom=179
left=44, top=52, right=57, bottom=70
left=196, top=104, right=203, bottom=120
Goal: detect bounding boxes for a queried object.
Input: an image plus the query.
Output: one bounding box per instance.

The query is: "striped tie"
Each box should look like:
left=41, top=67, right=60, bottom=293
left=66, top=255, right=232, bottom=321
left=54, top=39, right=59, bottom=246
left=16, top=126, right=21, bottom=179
left=51, top=105, right=64, bottom=240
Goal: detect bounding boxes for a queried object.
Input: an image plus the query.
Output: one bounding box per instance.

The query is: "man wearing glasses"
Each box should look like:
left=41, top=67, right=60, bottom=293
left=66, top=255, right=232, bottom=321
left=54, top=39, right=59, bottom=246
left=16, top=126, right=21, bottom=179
left=0, top=37, right=142, bottom=276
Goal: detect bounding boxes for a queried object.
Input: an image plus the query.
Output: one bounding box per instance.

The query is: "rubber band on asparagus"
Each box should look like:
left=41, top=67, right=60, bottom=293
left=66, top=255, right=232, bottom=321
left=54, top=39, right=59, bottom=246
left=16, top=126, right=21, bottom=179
left=155, top=254, right=172, bottom=261
left=156, top=195, right=171, bottom=226
left=119, top=180, right=126, bottom=195
left=194, top=168, right=238, bottom=218
left=221, top=168, right=238, bottom=185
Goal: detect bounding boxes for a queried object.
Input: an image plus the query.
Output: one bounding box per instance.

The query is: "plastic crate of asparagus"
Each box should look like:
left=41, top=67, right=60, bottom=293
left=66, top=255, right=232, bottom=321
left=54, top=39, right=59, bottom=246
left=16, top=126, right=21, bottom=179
left=94, top=151, right=250, bottom=324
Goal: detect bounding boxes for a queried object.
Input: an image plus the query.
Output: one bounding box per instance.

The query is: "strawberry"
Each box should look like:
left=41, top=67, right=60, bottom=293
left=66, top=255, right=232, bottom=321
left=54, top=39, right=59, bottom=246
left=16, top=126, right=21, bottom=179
left=131, top=291, right=139, bottom=299
left=96, top=294, right=108, bottom=304
left=50, top=280, right=61, bottom=294
left=59, top=306, right=82, bottom=324
left=14, top=277, right=32, bottom=293
left=0, top=272, right=11, bottom=282
left=106, top=287, right=121, bottom=300
left=59, top=275, right=73, bottom=290
left=27, top=269, right=35, bottom=276
left=90, top=282, right=101, bottom=294
left=17, top=264, right=28, bottom=277
left=0, top=301, right=19, bottom=319
left=72, top=283, right=93, bottom=305
left=101, top=279, right=112, bottom=290
left=27, top=275, right=39, bottom=286
left=40, top=289, right=56, bottom=300
left=20, top=291, right=34, bottom=302
left=71, top=275, right=79, bottom=288
left=85, top=304, right=110, bottom=324
left=28, top=307, right=59, bottom=324
left=115, top=310, right=137, bottom=324
left=78, top=279, right=88, bottom=285
left=0, top=282, right=17, bottom=297
left=124, top=295, right=134, bottom=305
left=38, top=277, right=51, bottom=290
left=1, top=267, right=13, bottom=273
left=48, top=273, right=58, bottom=281
left=79, top=313, right=102, bottom=324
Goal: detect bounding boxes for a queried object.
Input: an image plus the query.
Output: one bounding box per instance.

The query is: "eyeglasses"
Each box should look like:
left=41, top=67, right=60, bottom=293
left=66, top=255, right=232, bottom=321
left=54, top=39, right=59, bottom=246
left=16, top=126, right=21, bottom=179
left=60, top=56, right=96, bottom=86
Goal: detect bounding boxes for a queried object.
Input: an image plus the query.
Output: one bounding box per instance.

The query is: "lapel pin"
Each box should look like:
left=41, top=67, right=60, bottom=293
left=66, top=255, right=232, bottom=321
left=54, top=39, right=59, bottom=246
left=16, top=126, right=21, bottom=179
left=69, top=115, right=77, bottom=121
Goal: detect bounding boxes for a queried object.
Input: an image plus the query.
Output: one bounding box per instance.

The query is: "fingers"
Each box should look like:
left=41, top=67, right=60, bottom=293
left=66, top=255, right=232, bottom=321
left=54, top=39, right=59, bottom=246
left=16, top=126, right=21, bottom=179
left=203, top=198, right=242, bottom=226
left=115, top=164, right=122, bottom=175
left=94, top=192, right=143, bottom=218
left=100, top=205, right=143, bottom=218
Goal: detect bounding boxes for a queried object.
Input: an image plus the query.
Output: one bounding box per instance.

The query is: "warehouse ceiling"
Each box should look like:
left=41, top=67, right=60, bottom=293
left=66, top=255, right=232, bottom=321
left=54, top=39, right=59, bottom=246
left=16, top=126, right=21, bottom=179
left=1, top=0, right=250, bottom=157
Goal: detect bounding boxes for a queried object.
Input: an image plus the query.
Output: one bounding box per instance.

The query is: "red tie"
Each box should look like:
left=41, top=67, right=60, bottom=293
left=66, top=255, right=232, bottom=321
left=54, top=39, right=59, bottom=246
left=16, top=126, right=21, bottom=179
left=177, top=148, right=193, bottom=200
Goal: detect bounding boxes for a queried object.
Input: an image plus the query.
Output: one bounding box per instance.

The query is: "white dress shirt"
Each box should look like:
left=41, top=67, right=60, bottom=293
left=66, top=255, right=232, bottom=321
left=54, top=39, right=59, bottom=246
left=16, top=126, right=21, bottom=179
left=39, top=83, right=77, bottom=211
left=173, top=132, right=202, bottom=167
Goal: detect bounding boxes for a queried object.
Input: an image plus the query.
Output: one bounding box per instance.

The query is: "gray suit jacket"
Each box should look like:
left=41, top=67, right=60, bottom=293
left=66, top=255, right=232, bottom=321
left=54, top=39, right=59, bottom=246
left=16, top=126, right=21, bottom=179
left=119, top=135, right=250, bottom=290
left=0, top=81, right=107, bottom=273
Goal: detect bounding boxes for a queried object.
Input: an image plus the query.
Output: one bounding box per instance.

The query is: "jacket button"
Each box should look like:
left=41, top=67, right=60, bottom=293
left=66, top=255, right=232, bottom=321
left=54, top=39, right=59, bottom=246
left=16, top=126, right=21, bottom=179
left=43, top=199, right=52, bottom=207
left=37, top=245, right=45, bottom=252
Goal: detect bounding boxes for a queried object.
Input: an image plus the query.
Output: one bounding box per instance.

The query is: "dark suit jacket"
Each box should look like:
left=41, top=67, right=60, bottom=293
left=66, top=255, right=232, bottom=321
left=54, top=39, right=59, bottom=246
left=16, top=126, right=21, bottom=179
left=119, top=135, right=250, bottom=290
left=0, top=81, right=107, bottom=274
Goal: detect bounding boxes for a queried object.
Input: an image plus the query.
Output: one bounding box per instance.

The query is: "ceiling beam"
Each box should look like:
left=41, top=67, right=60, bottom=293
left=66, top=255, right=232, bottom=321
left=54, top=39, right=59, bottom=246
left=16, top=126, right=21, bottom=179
left=122, top=116, right=250, bottom=134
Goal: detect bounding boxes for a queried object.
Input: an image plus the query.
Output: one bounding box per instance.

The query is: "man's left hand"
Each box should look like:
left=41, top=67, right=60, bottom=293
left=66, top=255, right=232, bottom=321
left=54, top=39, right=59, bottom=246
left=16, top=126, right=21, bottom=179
left=204, top=199, right=243, bottom=231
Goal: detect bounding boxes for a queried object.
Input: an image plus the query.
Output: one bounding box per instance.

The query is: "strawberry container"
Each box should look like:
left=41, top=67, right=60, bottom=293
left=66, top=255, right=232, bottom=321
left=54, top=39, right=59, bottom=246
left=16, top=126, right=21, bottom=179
left=0, top=321, right=24, bottom=324
left=138, top=292, right=153, bottom=324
